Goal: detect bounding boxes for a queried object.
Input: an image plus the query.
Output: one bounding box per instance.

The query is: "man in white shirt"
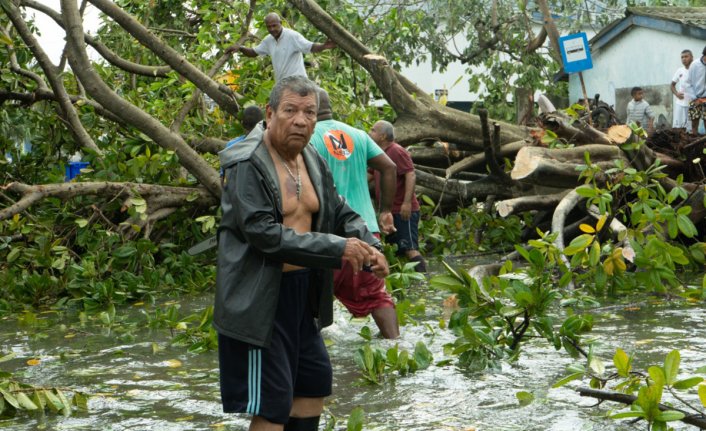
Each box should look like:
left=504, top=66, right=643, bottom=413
left=671, top=49, right=693, bottom=131
left=234, top=13, right=335, bottom=82
left=684, top=45, right=706, bottom=134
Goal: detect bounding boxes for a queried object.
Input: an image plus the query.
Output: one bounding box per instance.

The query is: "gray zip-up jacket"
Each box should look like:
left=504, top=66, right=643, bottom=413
left=214, top=125, right=379, bottom=347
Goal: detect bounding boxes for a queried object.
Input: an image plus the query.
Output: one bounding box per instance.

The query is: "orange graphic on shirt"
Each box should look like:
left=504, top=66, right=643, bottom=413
left=323, top=130, right=354, bottom=161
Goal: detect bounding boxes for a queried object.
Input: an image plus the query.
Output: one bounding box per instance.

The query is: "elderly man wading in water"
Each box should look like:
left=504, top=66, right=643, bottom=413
left=214, top=75, right=389, bottom=431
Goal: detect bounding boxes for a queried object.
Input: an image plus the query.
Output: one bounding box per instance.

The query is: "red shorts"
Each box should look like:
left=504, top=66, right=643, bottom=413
left=334, top=260, right=395, bottom=317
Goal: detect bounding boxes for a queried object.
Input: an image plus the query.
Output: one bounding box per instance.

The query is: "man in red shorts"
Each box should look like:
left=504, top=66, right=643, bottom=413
left=310, top=88, right=399, bottom=339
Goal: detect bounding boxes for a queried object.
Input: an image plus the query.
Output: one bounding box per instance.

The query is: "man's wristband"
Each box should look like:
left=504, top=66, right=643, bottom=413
left=372, top=242, right=383, bottom=252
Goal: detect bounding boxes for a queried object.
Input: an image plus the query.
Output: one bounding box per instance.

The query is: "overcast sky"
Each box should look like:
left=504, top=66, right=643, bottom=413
left=30, top=0, right=101, bottom=64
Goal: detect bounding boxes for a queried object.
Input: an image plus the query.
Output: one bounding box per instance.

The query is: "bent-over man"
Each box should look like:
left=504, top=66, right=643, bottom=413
left=370, top=120, right=427, bottom=273
left=215, top=75, right=388, bottom=431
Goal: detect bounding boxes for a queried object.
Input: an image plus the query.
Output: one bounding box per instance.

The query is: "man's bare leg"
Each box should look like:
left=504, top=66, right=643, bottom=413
left=250, top=416, right=284, bottom=431
left=406, top=250, right=427, bottom=273
left=290, top=397, right=324, bottom=417
left=372, top=306, right=399, bottom=339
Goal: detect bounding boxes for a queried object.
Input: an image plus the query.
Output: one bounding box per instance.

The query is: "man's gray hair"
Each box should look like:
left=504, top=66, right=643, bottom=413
left=269, top=75, right=319, bottom=111
left=377, top=120, right=395, bottom=142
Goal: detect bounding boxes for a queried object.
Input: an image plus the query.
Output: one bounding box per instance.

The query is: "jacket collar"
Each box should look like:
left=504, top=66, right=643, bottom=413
left=219, top=123, right=325, bottom=215
left=218, top=122, right=264, bottom=169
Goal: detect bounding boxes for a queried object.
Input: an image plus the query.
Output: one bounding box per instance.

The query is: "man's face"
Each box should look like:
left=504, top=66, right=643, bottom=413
left=368, top=122, right=384, bottom=145
left=266, top=90, right=317, bottom=152
left=682, top=52, right=694, bottom=67
left=265, top=17, right=283, bottom=39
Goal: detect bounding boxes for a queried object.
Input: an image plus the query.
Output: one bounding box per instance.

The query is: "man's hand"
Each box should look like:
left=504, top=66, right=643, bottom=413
left=378, top=211, right=396, bottom=235
left=342, top=238, right=375, bottom=273
left=369, top=249, right=389, bottom=279
left=400, top=202, right=412, bottom=221
left=322, top=39, right=336, bottom=50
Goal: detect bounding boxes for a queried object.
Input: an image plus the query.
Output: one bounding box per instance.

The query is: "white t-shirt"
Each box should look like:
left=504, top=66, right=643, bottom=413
left=254, top=28, right=314, bottom=81
left=684, top=58, right=706, bottom=100
left=672, top=66, right=690, bottom=107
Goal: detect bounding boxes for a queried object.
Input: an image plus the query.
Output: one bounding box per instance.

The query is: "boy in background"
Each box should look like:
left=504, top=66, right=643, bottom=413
left=626, top=86, right=655, bottom=134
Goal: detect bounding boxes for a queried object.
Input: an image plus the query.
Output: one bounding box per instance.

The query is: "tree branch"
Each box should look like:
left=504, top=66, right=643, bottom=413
left=87, top=0, right=241, bottom=113
left=578, top=388, right=706, bottom=429
left=0, top=181, right=217, bottom=221
left=60, top=0, right=223, bottom=197
left=170, top=0, right=256, bottom=132
left=21, top=0, right=172, bottom=78
left=2, top=0, right=103, bottom=156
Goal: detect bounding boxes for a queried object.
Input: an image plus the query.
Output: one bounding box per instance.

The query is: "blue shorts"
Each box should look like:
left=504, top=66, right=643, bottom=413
left=387, top=211, right=421, bottom=255
left=218, top=269, right=332, bottom=424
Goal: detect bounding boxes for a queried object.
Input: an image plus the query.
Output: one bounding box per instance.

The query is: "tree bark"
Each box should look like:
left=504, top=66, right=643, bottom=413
left=0, top=182, right=216, bottom=222
left=446, top=140, right=527, bottom=178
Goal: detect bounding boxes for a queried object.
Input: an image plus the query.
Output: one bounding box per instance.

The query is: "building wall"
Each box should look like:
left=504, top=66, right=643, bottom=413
left=569, top=26, right=703, bottom=126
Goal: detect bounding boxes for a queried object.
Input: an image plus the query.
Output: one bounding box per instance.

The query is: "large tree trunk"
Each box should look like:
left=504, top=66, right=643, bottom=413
left=288, top=0, right=530, bottom=149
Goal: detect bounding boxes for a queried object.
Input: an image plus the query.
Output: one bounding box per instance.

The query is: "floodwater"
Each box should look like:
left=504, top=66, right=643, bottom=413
left=1, top=282, right=704, bottom=431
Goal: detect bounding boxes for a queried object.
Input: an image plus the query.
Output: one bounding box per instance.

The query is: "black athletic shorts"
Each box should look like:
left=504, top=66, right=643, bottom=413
left=218, top=269, right=332, bottom=424
left=387, top=211, right=421, bottom=255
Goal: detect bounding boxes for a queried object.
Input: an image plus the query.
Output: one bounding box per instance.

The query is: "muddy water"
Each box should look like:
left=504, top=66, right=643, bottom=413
left=0, top=290, right=704, bottom=430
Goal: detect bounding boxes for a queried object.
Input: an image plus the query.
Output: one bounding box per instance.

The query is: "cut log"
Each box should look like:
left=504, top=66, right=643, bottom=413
left=495, top=191, right=570, bottom=217
left=511, top=145, right=625, bottom=188
left=606, top=124, right=632, bottom=144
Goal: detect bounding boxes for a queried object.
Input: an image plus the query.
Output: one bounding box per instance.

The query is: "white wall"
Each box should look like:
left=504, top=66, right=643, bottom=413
left=399, top=59, right=485, bottom=103
left=569, top=26, right=703, bottom=108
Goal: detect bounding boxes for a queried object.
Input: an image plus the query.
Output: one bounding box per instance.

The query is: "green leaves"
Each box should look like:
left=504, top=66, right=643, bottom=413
left=515, top=391, right=534, bottom=406
left=563, top=234, right=594, bottom=256
left=663, top=350, right=680, bottom=386
left=346, top=407, right=365, bottom=431
left=613, top=349, right=631, bottom=377
left=354, top=342, right=433, bottom=384
left=552, top=371, right=584, bottom=388
left=0, top=376, right=86, bottom=418
left=672, top=377, right=703, bottom=390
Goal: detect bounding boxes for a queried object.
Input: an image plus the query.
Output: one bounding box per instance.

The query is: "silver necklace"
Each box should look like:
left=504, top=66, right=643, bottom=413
left=278, top=153, right=301, bottom=200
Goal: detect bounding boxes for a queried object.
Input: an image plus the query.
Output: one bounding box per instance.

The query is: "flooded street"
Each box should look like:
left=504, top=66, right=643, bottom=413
left=1, top=287, right=704, bottom=430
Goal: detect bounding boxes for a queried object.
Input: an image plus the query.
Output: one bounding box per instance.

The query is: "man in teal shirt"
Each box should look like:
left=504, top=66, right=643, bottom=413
left=310, top=89, right=399, bottom=338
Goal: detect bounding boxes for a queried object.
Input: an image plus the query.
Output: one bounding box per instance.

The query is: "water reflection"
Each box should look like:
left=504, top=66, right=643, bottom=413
left=0, top=292, right=703, bottom=430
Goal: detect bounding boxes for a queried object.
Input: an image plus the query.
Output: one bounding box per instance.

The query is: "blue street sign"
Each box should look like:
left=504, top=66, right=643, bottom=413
left=559, top=32, right=593, bottom=73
